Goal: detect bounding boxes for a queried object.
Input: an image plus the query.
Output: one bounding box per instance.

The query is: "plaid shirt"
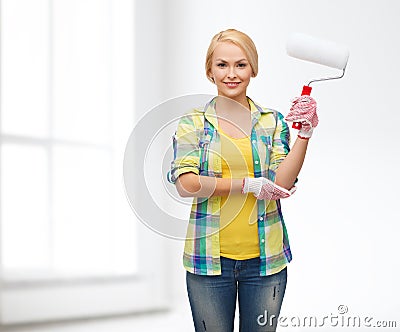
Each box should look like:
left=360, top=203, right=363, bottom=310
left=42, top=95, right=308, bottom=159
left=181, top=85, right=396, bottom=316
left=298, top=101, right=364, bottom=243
left=168, top=97, right=292, bottom=276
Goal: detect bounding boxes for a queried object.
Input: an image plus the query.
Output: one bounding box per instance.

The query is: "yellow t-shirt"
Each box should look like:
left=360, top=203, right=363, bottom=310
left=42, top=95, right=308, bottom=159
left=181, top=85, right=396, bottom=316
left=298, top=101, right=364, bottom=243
left=219, top=129, right=259, bottom=259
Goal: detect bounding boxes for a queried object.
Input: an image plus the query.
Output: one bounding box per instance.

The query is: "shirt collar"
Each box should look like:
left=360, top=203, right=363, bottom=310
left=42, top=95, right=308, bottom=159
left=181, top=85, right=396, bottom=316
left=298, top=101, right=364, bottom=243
left=203, top=96, right=265, bottom=129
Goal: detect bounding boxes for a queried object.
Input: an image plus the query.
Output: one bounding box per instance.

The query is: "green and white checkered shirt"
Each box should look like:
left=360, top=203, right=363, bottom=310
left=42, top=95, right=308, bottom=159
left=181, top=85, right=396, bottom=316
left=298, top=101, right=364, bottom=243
left=168, top=97, right=293, bottom=276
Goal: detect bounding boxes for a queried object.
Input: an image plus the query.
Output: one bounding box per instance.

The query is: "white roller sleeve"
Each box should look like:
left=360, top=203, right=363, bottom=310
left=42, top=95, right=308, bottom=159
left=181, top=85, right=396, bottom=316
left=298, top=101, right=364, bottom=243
left=286, top=32, right=349, bottom=70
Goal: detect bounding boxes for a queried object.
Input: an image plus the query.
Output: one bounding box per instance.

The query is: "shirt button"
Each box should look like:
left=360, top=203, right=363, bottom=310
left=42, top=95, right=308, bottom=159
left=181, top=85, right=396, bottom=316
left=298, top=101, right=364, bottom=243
left=261, top=239, right=265, bottom=243
left=252, top=140, right=256, bottom=144
left=255, top=160, right=259, bottom=165
left=259, top=216, right=263, bottom=221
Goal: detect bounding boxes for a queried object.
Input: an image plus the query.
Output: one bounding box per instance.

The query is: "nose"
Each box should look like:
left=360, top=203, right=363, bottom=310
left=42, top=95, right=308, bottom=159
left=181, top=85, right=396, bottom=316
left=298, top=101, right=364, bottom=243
left=227, top=66, right=237, bottom=79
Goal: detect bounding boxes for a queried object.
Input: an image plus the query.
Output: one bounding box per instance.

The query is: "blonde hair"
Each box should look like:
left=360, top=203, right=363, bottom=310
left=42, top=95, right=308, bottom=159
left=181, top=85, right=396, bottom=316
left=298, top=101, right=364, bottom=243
left=205, top=29, right=258, bottom=83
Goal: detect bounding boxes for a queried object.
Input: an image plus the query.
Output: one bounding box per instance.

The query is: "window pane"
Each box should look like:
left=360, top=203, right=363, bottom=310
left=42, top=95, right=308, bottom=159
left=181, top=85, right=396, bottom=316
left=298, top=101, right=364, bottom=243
left=0, top=0, right=49, bottom=138
left=52, top=145, right=114, bottom=275
left=110, top=138, right=137, bottom=275
left=52, top=0, right=111, bottom=144
left=1, top=144, right=50, bottom=272
left=0, top=0, right=137, bottom=280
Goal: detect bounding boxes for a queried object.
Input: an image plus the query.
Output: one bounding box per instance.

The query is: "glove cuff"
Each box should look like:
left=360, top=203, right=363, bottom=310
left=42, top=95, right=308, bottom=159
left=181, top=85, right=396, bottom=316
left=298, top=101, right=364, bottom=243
left=241, top=178, right=247, bottom=194
left=298, top=127, right=313, bottom=139
left=242, top=177, right=262, bottom=195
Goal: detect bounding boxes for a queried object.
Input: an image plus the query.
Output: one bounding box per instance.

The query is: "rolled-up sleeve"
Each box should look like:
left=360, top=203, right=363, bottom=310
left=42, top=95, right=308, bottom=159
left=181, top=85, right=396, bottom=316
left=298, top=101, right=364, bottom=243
left=168, top=113, right=200, bottom=184
left=268, top=112, right=291, bottom=181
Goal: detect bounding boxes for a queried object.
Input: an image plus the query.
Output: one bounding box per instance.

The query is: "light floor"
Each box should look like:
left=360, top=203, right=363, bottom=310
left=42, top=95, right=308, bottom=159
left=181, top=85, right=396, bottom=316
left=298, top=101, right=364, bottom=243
left=1, top=308, right=196, bottom=332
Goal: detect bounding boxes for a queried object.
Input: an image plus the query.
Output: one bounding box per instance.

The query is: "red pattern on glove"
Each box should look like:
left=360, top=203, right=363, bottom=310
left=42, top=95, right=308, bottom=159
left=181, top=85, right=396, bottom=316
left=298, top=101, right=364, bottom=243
left=285, top=95, right=318, bottom=132
left=257, top=178, right=297, bottom=200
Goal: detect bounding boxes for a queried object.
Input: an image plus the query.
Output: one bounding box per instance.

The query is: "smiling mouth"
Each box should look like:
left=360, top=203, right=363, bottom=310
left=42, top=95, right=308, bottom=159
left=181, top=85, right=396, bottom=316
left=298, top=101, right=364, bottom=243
left=224, top=82, right=240, bottom=88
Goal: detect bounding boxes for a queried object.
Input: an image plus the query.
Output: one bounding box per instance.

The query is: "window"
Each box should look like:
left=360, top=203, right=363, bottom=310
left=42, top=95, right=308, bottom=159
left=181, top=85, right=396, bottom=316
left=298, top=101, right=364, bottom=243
left=0, top=0, right=169, bottom=325
left=1, top=0, right=136, bottom=281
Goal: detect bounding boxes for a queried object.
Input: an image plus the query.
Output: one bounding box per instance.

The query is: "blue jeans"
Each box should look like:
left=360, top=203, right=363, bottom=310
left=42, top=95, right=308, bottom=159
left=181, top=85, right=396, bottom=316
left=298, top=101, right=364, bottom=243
left=186, top=257, right=287, bottom=332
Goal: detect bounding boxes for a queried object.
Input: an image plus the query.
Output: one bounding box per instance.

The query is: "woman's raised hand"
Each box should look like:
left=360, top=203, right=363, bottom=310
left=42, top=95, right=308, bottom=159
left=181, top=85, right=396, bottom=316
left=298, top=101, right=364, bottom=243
left=285, top=95, right=318, bottom=139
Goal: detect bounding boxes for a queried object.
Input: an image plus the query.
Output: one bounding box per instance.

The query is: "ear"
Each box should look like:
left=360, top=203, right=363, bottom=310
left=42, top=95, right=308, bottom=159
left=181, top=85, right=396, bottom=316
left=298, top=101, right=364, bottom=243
left=207, top=70, right=214, bottom=82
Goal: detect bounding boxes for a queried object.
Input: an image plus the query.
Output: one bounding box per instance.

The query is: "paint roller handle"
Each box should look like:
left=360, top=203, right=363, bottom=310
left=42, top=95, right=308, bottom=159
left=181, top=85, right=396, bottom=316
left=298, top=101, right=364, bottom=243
left=292, top=85, right=313, bottom=129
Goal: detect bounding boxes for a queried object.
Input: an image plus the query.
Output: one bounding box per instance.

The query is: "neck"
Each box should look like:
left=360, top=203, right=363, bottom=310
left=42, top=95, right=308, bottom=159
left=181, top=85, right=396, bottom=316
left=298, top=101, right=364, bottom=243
left=215, top=95, right=250, bottom=115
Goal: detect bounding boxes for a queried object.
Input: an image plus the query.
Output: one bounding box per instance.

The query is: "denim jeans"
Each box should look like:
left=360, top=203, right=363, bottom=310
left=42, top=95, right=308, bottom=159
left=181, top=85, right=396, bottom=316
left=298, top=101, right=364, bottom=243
left=186, top=257, right=287, bottom=332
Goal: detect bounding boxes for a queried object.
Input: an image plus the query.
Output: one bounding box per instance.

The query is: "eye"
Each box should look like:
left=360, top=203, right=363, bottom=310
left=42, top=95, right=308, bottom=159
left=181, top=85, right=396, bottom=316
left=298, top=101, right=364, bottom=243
left=217, top=63, right=226, bottom=68
left=237, top=63, right=247, bottom=68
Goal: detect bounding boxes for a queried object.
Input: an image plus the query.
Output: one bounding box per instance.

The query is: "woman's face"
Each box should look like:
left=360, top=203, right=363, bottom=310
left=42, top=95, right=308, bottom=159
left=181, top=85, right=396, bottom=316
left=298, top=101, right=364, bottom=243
left=209, top=42, right=254, bottom=103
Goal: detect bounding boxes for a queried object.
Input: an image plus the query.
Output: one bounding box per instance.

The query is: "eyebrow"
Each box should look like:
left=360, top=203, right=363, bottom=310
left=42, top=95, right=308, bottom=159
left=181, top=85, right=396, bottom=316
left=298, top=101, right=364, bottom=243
left=215, top=58, right=248, bottom=63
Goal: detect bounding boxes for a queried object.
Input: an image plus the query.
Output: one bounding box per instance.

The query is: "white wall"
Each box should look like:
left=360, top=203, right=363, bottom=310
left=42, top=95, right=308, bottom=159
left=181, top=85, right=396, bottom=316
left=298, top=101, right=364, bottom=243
left=135, top=0, right=400, bottom=327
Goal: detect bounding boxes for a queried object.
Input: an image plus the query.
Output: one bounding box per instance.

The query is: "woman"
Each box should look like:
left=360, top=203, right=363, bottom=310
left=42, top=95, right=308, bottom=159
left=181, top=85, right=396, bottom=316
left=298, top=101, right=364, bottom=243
left=168, top=29, right=318, bottom=332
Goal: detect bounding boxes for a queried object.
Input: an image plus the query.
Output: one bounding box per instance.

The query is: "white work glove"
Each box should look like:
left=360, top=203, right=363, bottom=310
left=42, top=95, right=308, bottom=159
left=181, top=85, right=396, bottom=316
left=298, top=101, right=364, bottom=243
left=285, top=95, right=318, bottom=139
left=242, top=177, right=296, bottom=200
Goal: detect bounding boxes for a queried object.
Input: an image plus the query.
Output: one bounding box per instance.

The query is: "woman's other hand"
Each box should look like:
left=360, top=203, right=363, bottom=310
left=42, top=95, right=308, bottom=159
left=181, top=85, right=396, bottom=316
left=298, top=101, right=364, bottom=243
left=242, top=177, right=296, bottom=200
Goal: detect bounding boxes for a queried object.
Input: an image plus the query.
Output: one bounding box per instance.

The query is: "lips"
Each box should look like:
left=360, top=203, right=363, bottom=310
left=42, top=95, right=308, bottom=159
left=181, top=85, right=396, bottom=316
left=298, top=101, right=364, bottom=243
left=224, top=82, right=240, bottom=88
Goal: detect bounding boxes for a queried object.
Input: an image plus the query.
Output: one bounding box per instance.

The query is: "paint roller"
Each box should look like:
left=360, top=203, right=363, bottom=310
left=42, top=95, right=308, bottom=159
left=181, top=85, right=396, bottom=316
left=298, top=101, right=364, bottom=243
left=286, top=32, right=350, bottom=129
